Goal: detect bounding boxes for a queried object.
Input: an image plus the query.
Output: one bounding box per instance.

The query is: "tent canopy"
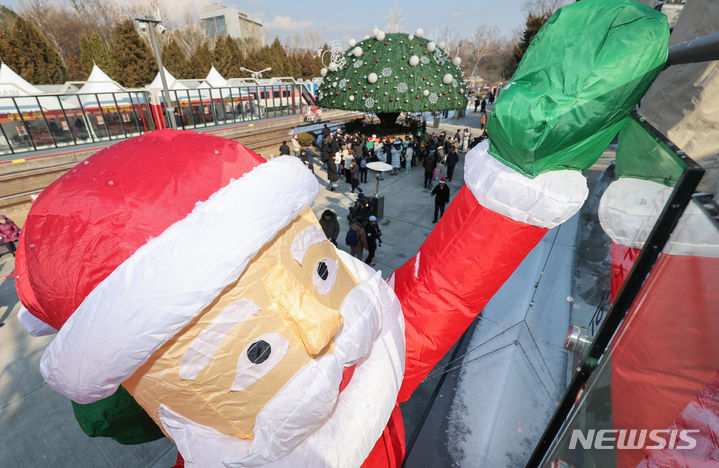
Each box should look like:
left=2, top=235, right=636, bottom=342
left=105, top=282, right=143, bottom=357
left=203, top=66, right=228, bottom=88
left=78, top=64, right=125, bottom=95
left=0, top=62, right=43, bottom=96
left=147, top=68, right=188, bottom=91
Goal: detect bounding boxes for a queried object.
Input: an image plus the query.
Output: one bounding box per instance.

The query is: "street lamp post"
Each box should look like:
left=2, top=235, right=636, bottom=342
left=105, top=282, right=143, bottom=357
left=135, top=17, right=177, bottom=129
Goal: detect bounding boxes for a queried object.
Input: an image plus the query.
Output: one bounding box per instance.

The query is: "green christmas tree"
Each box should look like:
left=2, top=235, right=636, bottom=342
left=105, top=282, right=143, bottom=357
left=316, top=30, right=467, bottom=125
left=109, top=20, right=156, bottom=88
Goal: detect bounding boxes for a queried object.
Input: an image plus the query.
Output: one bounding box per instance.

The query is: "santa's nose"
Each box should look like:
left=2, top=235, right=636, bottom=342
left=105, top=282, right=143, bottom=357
left=265, top=268, right=343, bottom=355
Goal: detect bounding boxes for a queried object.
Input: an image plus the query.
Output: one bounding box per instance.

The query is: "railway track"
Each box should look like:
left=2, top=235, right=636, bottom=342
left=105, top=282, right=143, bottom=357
left=0, top=111, right=365, bottom=225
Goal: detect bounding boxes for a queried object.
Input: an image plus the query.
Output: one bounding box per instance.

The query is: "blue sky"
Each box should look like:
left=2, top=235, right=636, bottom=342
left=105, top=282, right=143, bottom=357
left=0, top=0, right=533, bottom=42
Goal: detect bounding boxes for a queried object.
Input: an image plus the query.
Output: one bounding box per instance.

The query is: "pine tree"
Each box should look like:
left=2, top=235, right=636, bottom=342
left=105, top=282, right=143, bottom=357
left=109, top=20, right=157, bottom=88
left=188, top=42, right=212, bottom=78
left=316, top=32, right=468, bottom=124
left=4, top=16, right=67, bottom=84
left=66, top=52, right=88, bottom=80
left=225, top=37, right=243, bottom=78
left=80, top=32, right=116, bottom=77
left=162, top=39, right=192, bottom=79
left=506, top=13, right=551, bottom=78
left=212, top=36, right=233, bottom=78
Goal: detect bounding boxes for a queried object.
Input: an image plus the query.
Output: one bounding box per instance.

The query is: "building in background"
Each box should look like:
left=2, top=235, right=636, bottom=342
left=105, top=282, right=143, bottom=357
left=199, top=3, right=263, bottom=45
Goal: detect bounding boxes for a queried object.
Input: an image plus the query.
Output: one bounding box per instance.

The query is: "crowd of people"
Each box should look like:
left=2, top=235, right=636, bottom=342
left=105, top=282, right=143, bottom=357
left=276, top=121, right=488, bottom=267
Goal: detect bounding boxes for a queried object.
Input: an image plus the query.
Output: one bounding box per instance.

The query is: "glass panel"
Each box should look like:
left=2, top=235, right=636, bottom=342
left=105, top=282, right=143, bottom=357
left=541, top=199, right=719, bottom=467
left=0, top=97, right=31, bottom=153
left=78, top=94, right=110, bottom=141
left=15, top=96, right=54, bottom=149
left=36, top=95, right=74, bottom=147
left=97, top=93, right=126, bottom=139
left=61, top=95, right=93, bottom=143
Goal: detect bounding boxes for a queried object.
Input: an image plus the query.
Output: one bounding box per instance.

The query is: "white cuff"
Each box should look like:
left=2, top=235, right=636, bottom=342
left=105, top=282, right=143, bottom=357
left=464, top=141, right=588, bottom=229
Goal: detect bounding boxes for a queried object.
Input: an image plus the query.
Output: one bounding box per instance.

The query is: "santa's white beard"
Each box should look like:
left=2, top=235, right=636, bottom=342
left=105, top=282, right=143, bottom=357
left=159, top=254, right=406, bottom=468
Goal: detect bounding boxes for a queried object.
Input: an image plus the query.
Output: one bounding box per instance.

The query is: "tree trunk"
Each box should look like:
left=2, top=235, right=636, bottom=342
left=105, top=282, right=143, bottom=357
left=376, top=112, right=400, bottom=128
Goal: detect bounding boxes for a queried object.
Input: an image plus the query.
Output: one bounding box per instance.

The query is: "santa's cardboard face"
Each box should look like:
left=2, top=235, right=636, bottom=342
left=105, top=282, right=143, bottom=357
left=124, top=208, right=404, bottom=466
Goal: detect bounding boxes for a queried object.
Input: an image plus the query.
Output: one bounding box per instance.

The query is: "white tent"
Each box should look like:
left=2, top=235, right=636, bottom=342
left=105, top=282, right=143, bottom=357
left=147, top=67, right=189, bottom=92
left=203, top=65, right=228, bottom=88
left=0, top=62, right=43, bottom=96
left=78, top=64, right=125, bottom=95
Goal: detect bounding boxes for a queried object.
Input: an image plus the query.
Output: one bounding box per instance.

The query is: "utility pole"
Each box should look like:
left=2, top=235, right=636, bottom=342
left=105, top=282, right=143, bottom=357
left=135, top=17, right=177, bottom=129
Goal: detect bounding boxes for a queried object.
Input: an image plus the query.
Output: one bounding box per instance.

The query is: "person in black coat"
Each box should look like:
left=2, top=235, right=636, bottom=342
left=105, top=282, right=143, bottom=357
left=363, top=215, right=382, bottom=266
left=322, top=124, right=331, bottom=139
left=279, top=141, right=290, bottom=155
left=423, top=150, right=436, bottom=189
left=446, top=146, right=459, bottom=182
left=319, top=209, right=340, bottom=246
left=431, top=178, right=450, bottom=223
left=326, top=152, right=339, bottom=191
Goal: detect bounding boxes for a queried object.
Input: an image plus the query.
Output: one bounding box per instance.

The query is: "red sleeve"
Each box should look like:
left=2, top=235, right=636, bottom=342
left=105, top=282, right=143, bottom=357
left=394, top=186, right=546, bottom=401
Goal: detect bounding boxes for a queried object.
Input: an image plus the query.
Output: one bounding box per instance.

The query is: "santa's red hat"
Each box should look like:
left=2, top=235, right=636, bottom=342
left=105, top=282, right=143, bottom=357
left=15, top=129, right=319, bottom=403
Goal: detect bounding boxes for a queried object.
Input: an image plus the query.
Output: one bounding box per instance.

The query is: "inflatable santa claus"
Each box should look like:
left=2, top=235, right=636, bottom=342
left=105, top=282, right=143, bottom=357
left=15, top=0, right=670, bottom=466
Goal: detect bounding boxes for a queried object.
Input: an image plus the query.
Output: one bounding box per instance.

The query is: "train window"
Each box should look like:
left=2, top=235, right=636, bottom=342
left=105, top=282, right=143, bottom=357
left=260, top=91, right=269, bottom=99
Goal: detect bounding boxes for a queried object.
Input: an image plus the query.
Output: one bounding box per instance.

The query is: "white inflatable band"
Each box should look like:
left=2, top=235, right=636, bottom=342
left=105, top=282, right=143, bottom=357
left=464, top=141, right=588, bottom=229
left=599, top=177, right=719, bottom=257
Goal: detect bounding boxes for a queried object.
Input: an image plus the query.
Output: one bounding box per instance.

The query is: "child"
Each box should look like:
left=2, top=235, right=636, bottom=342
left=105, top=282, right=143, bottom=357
left=0, top=214, right=20, bottom=256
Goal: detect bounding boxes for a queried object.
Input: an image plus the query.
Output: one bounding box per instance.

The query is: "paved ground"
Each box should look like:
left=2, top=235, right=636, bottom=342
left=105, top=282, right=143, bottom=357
left=0, top=108, right=488, bottom=467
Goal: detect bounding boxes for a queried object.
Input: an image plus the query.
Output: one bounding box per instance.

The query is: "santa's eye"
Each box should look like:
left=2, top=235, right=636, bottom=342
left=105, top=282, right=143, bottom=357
left=247, top=339, right=271, bottom=364
left=313, top=257, right=338, bottom=295
left=317, top=261, right=329, bottom=280
left=231, top=333, right=288, bottom=391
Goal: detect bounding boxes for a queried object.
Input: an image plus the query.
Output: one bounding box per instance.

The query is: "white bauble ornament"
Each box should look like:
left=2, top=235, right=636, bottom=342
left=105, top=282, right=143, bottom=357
left=353, top=46, right=363, bottom=57
left=416, top=28, right=424, bottom=37
left=452, top=56, right=462, bottom=66
left=409, top=55, right=419, bottom=66
left=349, top=95, right=355, bottom=101
left=375, top=30, right=385, bottom=41
left=328, top=62, right=338, bottom=72
left=438, top=40, right=446, bottom=49
left=408, top=34, right=414, bottom=41
left=427, top=42, right=436, bottom=52
left=349, top=39, right=356, bottom=47
left=320, top=68, right=328, bottom=77
left=368, top=72, right=378, bottom=84
left=442, top=73, right=453, bottom=84
left=423, top=89, right=429, bottom=96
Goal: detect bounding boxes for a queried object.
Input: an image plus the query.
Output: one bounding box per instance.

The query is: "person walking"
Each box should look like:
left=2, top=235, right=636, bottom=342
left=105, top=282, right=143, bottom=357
left=290, top=135, right=301, bottom=156
left=0, top=214, right=19, bottom=256
left=327, top=150, right=339, bottom=191
left=480, top=113, right=488, bottom=130
left=347, top=217, right=368, bottom=259
left=474, top=95, right=480, bottom=112
left=299, top=148, right=314, bottom=174
left=423, top=150, right=436, bottom=189
left=480, top=97, right=487, bottom=114
left=319, top=209, right=340, bottom=246
left=349, top=160, right=363, bottom=194
left=446, top=146, right=459, bottom=182
left=431, top=178, right=450, bottom=223
left=344, top=147, right=354, bottom=184
left=403, top=140, right=413, bottom=173
left=364, top=215, right=382, bottom=266
left=390, top=138, right=403, bottom=175
left=278, top=141, right=290, bottom=156
left=359, top=147, right=369, bottom=183
left=461, top=128, right=470, bottom=153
